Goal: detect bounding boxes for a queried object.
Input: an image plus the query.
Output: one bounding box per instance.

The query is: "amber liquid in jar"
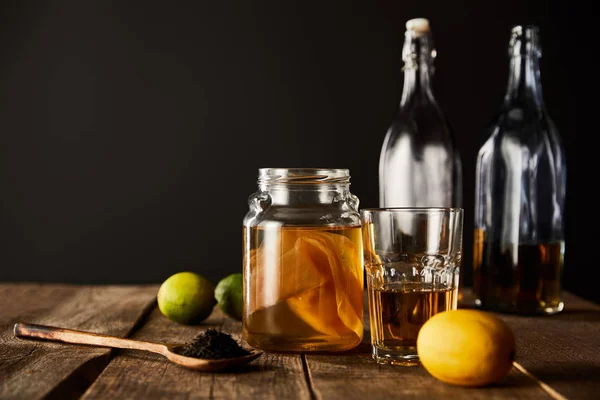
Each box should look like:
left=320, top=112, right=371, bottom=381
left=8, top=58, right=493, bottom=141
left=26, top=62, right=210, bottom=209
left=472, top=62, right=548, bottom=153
left=243, top=225, right=364, bottom=352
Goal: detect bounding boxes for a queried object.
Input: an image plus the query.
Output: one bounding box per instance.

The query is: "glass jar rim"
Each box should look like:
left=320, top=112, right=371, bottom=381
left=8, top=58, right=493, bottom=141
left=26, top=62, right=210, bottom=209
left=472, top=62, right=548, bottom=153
left=258, top=168, right=350, bottom=185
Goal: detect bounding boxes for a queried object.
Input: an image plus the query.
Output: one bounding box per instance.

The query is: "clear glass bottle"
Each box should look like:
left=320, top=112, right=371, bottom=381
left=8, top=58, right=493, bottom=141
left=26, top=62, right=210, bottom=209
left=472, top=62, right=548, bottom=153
left=473, top=25, right=567, bottom=315
left=379, top=18, right=462, bottom=208
left=242, top=168, right=364, bottom=352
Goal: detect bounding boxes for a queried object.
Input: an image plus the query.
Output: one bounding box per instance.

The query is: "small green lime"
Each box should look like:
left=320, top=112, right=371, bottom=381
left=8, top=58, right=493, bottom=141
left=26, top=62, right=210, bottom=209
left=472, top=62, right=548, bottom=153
left=157, top=272, right=217, bottom=325
left=214, top=273, right=243, bottom=321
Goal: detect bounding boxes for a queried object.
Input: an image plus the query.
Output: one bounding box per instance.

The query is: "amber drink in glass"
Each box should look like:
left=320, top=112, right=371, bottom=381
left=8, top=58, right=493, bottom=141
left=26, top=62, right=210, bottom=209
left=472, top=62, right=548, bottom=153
left=362, top=207, right=463, bottom=365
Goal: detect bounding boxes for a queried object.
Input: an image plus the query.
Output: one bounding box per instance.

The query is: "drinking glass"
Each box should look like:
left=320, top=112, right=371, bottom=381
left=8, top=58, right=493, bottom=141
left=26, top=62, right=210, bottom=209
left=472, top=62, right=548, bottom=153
left=361, top=207, right=463, bottom=366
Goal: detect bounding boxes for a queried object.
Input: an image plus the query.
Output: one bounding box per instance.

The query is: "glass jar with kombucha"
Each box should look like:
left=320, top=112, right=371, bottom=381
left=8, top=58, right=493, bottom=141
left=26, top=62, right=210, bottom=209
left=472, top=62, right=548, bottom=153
left=242, top=168, right=364, bottom=352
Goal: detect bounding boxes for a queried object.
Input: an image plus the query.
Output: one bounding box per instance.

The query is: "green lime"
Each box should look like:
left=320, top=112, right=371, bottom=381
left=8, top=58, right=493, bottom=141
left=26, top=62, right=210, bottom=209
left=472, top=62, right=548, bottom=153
left=157, top=272, right=217, bottom=325
left=214, top=273, right=244, bottom=321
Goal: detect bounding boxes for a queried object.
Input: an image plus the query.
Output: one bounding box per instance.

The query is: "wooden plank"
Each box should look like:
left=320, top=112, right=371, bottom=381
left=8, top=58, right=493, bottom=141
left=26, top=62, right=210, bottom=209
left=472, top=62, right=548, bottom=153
left=304, top=289, right=600, bottom=400
left=82, top=306, right=312, bottom=400
left=491, top=292, right=600, bottom=400
left=304, top=337, right=549, bottom=399
left=0, top=283, right=158, bottom=400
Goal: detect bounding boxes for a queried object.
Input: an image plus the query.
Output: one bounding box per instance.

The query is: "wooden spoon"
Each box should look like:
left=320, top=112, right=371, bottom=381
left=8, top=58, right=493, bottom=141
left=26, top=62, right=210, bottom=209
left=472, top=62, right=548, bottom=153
left=13, top=322, right=262, bottom=372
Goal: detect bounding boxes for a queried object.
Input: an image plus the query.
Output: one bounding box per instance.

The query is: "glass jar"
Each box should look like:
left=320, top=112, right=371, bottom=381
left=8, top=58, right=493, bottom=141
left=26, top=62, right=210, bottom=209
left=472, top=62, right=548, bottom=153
left=242, top=168, right=364, bottom=352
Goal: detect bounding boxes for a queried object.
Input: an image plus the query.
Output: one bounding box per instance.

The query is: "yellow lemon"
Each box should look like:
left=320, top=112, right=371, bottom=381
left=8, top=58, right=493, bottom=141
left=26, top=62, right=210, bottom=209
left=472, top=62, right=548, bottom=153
left=157, top=272, right=217, bottom=325
left=417, top=309, right=516, bottom=387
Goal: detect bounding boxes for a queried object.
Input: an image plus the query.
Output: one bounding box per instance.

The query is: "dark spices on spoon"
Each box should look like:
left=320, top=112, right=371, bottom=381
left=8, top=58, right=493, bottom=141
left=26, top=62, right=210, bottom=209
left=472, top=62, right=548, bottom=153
left=176, top=328, right=251, bottom=359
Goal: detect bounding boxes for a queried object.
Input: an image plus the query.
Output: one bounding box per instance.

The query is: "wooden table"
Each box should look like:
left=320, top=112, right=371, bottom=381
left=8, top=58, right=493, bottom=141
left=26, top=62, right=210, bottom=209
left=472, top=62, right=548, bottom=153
left=1, top=283, right=599, bottom=400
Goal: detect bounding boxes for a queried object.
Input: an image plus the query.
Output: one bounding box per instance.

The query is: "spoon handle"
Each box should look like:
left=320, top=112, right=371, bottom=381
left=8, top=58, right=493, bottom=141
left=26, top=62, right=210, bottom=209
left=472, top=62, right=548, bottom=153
left=14, top=323, right=167, bottom=355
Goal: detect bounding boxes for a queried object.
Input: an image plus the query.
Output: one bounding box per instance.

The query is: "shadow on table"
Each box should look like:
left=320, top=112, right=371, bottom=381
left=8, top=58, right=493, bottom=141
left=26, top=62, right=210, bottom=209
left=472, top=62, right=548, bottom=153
left=550, top=308, right=600, bottom=322
left=477, top=364, right=599, bottom=391
left=500, top=308, right=600, bottom=323
left=115, top=351, right=277, bottom=374
left=458, top=303, right=600, bottom=323
left=219, top=363, right=278, bottom=374
left=525, top=363, right=600, bottom=383
left=484, top=371, right=539, bottom=390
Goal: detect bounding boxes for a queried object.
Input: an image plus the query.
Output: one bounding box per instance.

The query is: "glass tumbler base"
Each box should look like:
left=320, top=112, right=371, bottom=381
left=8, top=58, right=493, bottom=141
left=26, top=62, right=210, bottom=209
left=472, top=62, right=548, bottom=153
left=372, top=346, right=421, bottom=367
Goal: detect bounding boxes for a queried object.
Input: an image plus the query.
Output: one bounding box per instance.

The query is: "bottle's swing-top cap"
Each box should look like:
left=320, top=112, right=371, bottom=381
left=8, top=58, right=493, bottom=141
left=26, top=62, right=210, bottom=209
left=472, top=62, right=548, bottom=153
left=509, top=24, right=541, bottom=58
left=405, top=18, right=430, bottom=36
left=402, top=17, right=436, bottom=63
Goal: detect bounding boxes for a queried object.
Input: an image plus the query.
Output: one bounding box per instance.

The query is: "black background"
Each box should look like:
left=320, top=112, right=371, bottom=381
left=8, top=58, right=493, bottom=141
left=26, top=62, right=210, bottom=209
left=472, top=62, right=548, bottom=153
left=0, top=2, right=584, bottom=301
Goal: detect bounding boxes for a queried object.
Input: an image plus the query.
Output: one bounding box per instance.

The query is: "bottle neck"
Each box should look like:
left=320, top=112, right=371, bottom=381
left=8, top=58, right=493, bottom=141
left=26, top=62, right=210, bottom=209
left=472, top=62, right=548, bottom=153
left=503, top=25, right=544, bottom=111
left=504, top=55, right=544, bottom=110
left=400, top=31, right=436, bottom=107
left=400, top=63, right=434, bottom=106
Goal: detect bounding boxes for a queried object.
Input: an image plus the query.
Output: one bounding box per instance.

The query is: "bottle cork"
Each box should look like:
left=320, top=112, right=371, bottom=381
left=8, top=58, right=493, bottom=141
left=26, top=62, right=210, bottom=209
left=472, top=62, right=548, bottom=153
left=405, top=18, right=431, bottom=36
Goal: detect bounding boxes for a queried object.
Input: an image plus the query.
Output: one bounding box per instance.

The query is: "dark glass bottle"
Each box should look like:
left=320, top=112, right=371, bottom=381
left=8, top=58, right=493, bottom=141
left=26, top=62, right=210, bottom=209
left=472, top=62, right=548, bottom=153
left=379, top=18, right=462, bottom=208
left=473, top=25, right=567, bottom=315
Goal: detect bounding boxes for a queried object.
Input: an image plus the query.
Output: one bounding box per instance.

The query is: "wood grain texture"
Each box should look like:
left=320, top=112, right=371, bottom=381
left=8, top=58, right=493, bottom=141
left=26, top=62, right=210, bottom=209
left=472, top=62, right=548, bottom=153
left=3, top=284, right=599, bottom=400
left=82, top=306, right=311, bottom=400
left=304, top=333, right=549, bottom=399
left=305, top=290, right=600, bottom=400
left=490, top=292, right=600, bottom=400
left=0, top=283, right=158, bottom=400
